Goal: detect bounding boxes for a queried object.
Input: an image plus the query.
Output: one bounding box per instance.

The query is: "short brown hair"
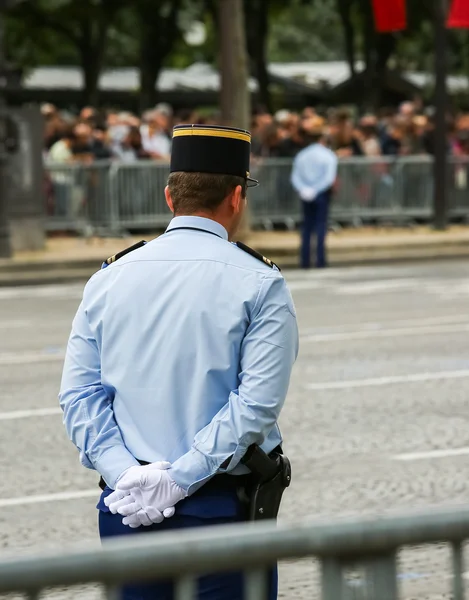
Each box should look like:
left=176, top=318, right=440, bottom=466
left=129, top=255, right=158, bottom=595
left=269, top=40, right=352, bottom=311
left=167, top=172, right=246, bottom=215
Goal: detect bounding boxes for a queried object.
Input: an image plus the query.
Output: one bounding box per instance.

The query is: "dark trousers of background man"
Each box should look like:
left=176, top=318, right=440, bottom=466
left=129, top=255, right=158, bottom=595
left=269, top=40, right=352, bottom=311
left=300, top=190, right=330, bottom=269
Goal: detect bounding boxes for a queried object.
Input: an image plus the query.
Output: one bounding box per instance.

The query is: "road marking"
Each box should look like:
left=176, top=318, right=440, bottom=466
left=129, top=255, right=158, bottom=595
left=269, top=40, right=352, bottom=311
left=0, top=489, right=98, bottom=509
left=0, top=407, right=62, bottom=421
left=0, top=284, right=84, bottom=301
left=301, top=313, right=469, bottom=336
left=305, top=369, right=469, bottom=390
left=0, top=320, right=31, bottom=329
left=288, top=280, right=332, bottom=291
left=301, top=323, right=469, bottom=343
left=0, top=351, right=65, bottom=366
left=336, top=279, right=419, bottom=295
left=393, top=447, right=469, bottom=461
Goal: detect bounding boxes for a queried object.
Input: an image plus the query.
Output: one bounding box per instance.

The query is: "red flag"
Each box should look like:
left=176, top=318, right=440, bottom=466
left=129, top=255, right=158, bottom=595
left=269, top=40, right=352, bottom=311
left=447, top=0, right=469, bottom=28
left=371, top=0, right=407, bottom=33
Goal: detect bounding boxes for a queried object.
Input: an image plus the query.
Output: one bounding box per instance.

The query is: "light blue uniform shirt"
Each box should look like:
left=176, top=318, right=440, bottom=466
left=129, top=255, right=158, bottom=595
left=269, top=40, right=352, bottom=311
left=291, top=142, right=338, bottom=202
left=59, top=216, right=299, bottom=494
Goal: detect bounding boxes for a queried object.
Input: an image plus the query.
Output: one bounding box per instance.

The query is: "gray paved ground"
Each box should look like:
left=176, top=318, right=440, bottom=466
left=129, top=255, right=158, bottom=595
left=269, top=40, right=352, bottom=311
left=2, top=260, right=469, bottom=598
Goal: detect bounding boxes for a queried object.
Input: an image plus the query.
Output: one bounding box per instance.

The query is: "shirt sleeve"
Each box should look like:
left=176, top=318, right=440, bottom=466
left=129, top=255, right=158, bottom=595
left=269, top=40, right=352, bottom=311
left=291, top=155, right=312, bottom=196
left=322, top=151, right=338, bottom=191
left=59, top=300, right=139, bottom=489
left=291, top=150, right=318, bottom=200
left=170, top=274, right=299, bottom=494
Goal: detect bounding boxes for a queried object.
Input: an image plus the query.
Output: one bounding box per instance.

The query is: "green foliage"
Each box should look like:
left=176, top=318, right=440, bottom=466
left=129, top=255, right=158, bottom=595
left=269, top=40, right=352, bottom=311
left=5, top=0, right=469, bottom=106
left=268, top=0, right=344, bottom=62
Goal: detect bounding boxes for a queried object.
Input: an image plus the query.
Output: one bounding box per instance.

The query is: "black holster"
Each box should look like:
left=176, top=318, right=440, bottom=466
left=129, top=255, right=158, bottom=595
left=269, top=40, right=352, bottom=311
left=240, top=445, right=291, bottom=521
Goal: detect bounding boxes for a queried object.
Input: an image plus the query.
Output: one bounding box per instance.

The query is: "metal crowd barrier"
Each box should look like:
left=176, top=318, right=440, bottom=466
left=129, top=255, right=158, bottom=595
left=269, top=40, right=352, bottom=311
left=0, top=506, right=468, bottom=599
left=43, top=156, right=469, bottom=235
left=45, top=161, right=115, bottom=236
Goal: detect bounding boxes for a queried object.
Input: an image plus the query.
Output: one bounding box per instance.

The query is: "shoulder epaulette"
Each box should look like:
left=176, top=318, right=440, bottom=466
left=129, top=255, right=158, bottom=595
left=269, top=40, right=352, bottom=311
left=235, top=241, right=280, bottom=271
left=102, top=240, right=147, bottom=269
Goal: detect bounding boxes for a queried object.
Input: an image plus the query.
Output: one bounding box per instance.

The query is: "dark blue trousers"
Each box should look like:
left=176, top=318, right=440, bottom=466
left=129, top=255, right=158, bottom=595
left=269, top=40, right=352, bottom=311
left=300, top=191, right=330, bottom=269
left=99, top=510, right=278, bottom=600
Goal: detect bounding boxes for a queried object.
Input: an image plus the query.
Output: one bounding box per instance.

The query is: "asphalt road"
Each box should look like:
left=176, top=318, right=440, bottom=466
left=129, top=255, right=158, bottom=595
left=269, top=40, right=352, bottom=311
left=2, top=260, right=469, bottom=599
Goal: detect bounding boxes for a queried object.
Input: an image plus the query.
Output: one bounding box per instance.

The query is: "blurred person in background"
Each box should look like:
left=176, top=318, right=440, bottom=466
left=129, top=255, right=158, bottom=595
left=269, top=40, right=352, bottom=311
left=275, top=110, right=293, bottom=139
left=47, top=126, right=77, bottom=218
left=328, top=109, right=363, bottom=157
left=278, top=115, right=307, bottom=158
left=80, top=106, right=98, bottom=127
left=275, top=112, right=308, bottom=213
left=173, top=109, right=196, bottom=126
left=42, top=103, right=67, bottom=151
left=140, top=109, right=171, bottom=160
left=381, top=117, right=406, bottom=156
left=448, top=115, right=469, bottom=204
left=71, top=122, right=112, bottom=229
left=107, top=112, right=135, bottom=156
left=252, top=122, right=281, bottom=158
left=91, top=124, right=113, bottom=160
left=48, top=125, right=76, bottom=164
left=356, top=115, right=381, bottom=157
left=291, top=116, right=338, bottom=269
left=112, top=127, right=152, bottom=218
left=301, top=106, right=316, bottom=119
left=72, top=121, right=113, bottom=161
left=422, top=109, right=437, bottom=155
left=377, top=107, right=396, bottom=143
left=251, top=110, right=274, bottom=156
left=72, top=122, right=95, bottom=163
left=398, top=101, right=416, bottom=121
left=453, top=114, right=469, bottom=153
left=421, top=109, right=456, bottom=156
left=197, top=111, right=222, bottom=126
left=154, top=103, right=173, bottom=134
left=113, top=126, right=151, bottom=163
left=408, top=115, right=428, bottom=155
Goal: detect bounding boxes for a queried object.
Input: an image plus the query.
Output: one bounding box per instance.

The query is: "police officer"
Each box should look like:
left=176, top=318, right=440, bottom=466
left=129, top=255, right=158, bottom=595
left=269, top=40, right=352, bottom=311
left=59, top=124, right=299, bottom=599
left=290, top=116, right=338, bottom=269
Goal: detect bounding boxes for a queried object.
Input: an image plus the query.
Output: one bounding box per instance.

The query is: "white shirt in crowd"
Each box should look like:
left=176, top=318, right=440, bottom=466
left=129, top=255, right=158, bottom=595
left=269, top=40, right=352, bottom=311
left=140, top=124, right=171, bottom=158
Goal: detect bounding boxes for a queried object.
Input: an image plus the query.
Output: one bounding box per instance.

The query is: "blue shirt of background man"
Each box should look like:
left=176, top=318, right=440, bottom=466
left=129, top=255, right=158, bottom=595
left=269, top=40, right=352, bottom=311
left=291, top=142, right=338, bottom=201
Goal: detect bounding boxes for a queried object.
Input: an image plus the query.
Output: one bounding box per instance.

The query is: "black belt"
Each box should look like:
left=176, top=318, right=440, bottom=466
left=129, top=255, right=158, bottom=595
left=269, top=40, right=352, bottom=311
left=99, top=460, right=250, bottom=492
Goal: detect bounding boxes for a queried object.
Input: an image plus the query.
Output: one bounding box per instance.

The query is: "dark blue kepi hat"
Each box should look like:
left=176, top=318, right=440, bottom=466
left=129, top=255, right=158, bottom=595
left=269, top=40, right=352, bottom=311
left=170, top=124, right=259, bottom=187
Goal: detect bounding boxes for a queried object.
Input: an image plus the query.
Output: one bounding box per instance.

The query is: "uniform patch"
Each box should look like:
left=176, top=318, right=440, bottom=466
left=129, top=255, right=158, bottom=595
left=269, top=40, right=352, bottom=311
left=102, top=240, right=147, bottom=268
left=235, top=241, right=280, bottom=271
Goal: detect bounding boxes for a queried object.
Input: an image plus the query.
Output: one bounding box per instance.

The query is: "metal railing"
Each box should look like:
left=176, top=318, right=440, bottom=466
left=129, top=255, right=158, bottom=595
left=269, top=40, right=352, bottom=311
left=1, top=505, right=469, bottom=599
left=43, top=156, right=469, bottom=235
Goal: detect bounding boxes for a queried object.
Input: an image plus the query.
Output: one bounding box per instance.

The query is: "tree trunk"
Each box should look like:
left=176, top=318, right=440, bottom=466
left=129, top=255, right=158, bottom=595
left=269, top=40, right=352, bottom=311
left=79, top=16, right=109, bottom=107
left=81, top=47, right=102, bottom=106
left=245, top=0, right=271, bottom=112
left=360, top=0, right=378, bottom=111
left=336, top=0, right=356, bottom=77
left=137, top=0, right=181, bottom=113
left=219, top=0, right=250, bottom=129
left=139, top=43, right=161, bottom=112
left=219, top=0, right=251, bottom=239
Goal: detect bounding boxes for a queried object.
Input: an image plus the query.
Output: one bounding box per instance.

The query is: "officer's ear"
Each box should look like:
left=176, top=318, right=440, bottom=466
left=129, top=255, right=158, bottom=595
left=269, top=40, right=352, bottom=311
left=230, top=185, right=244, bottom=214
left=165, top=186, right=175, bottom=214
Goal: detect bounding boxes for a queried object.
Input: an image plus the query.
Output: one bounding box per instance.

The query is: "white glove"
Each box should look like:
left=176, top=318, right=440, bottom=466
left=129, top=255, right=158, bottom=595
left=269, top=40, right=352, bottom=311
left=105, top=461, right=176, bottom=527
left=299, top=186, right=317, bottom=201
left=104, top=461, right=187, bottom=528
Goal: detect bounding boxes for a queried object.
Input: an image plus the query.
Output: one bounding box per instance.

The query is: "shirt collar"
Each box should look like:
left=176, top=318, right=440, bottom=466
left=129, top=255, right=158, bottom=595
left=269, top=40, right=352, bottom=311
left=166, top=216, right=229, bottom=241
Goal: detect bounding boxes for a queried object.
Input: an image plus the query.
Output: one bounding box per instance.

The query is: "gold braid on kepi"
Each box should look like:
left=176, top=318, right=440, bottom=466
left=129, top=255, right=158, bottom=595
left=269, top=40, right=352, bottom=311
left=170, top=124, right=259, bottom=187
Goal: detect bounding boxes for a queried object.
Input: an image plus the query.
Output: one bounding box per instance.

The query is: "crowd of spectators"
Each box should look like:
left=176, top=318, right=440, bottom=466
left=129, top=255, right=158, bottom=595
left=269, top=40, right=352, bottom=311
left=43, top=103, right=215, bottom=165
left=42, top=100, right=469, bottom=166
left=251, top=102, right=469, bottom=160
